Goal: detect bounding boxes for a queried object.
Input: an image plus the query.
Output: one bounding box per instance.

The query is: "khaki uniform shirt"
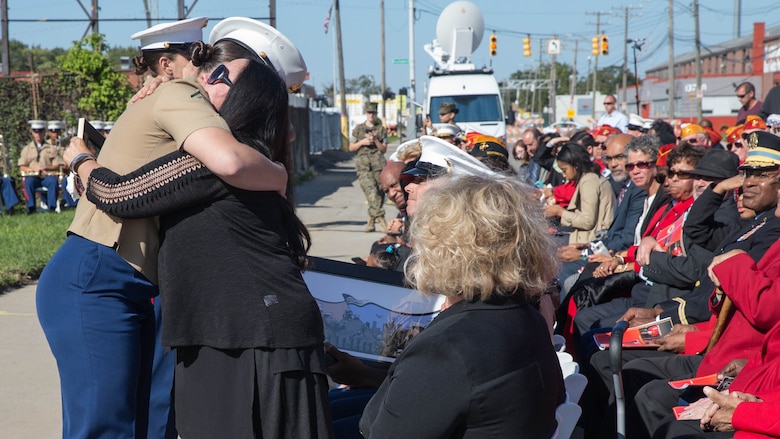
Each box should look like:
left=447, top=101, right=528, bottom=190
left=68, top=78, right=229, bottom=283
left=18, top=140, right=62, bottom=174
left=351, top=121, right=387, bottom=156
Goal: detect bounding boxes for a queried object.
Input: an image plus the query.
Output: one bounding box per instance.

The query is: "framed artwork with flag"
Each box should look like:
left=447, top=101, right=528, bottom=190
left=303, top=257, right=442, bottom=364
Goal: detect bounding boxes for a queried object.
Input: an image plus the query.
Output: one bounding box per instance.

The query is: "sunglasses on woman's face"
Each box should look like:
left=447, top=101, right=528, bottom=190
left=625, top=161, right=654, bottom=172
left=207, top=64, right=233, bottom=87
left=667, top=169, right=695, bottom=180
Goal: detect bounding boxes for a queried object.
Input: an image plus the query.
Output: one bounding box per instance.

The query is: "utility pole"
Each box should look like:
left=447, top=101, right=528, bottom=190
left=334, top=0, right=348, bottom=147
left=380, top=0, right=386, bottom=125
left=734, top=0, right=741, bottom=39
left=668, top=0, right=675, bottom=120
left=177, top=0, right=185, bottom=19
left=1, top=0, right=9, bottom=76
left=269, top=0, right=276, bottom=29
left=406, top=0, right=416, bottom=140
left=693, top=0, right=702, bottom=121
left=550, top=36, right=557, bottom=123
left=586, top=11, right=605, bottom=121
left=613, top=5, right=641, bottom=112
left=569, top=39, right=578, bottom=105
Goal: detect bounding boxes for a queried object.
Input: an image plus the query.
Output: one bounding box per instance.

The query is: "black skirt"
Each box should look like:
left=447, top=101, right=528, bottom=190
left=174, top=345, right=334, bottom=439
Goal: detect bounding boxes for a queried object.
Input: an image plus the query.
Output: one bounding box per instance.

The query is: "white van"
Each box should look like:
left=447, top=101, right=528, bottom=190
left=425, top=69, right=507, bottom=141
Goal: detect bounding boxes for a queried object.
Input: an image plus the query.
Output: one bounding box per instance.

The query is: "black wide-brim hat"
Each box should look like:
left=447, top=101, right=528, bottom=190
left=690, top=149, right=739, bottom=179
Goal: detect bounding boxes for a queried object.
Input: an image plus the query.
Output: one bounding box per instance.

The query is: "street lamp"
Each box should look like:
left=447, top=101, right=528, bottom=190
left=627, top=38, right=645, bottom=114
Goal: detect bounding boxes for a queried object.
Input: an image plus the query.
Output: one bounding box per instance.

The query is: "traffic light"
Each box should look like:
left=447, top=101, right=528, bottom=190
left=489, top=33, right=497, bottom=57
left=523, top=35, right=531, bottom=57
left=592, top=35, right=599, bottom=56
left=600, top=34, right=609, bottom=55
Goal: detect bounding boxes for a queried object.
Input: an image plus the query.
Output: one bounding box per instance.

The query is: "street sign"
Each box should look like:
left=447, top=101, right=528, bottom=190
left=566, top=109, right=575, bottom=119
left=547, top=39, right=561, bottom=55
left=393, top=58, right=409, bottom=65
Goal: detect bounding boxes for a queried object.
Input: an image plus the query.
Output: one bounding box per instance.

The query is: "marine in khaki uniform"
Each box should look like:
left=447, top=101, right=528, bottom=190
left=18, top=120, right=62, bottom=213
left=349, top=102, right=388, bottom=232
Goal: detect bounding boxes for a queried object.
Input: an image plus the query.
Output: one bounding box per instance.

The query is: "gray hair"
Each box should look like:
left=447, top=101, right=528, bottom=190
left=626, top=135, right=660, bottom=162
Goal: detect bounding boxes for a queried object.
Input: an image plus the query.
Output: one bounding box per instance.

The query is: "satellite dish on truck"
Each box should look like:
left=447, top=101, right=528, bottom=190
left=424, top=1, right=484, bottom=72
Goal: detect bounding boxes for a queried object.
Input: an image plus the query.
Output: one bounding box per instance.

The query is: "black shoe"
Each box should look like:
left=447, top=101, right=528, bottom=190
left=26, top=206, right=35, bottom=215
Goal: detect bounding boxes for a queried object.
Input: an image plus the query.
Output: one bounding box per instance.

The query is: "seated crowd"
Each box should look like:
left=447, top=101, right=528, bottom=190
left=1, top=119, right=111, bottom=215
left=339, top=106, right=780, bottom=439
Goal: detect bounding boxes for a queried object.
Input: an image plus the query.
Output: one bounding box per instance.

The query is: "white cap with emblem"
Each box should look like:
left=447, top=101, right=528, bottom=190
left=131, top=16, right=208, bottom=51
left=209, top=17, right=307, bottom=92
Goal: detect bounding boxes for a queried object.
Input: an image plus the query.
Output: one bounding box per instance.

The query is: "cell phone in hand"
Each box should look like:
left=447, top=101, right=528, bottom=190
left=716, top=376, right=734, bottom=391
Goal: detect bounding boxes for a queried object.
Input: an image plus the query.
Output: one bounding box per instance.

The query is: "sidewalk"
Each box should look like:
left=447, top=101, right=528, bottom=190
left=0, top=146, right=395, bottom=438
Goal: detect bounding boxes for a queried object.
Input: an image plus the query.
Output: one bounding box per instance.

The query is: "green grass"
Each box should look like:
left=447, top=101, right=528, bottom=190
left=0, top=209, right=74, bottom=291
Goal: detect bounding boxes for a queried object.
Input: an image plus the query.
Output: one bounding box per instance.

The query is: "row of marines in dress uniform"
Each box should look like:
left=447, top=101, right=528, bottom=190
left=7, top=119, right=113, bottom=214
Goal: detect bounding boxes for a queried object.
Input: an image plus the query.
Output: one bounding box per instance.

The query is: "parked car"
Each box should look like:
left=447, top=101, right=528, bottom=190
left=542, top=121, right=585, bottom=135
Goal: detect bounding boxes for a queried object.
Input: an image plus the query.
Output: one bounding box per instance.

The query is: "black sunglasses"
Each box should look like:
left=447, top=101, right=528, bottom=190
left=207, top=64, right=233, bottom=87
left=668, top=169, right=695, bottom=180
left=736, top=94, right=748, bottom=99
left=729, top=141, right=744, bottom=150
left=625, top=161, right=654, bottom=171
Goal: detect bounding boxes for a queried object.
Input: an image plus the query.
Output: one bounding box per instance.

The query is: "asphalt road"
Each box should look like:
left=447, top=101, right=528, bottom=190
left=0, top=147, right=397, bottom=438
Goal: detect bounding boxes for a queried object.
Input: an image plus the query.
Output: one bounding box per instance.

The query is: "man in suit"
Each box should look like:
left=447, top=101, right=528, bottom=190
left=556, top=134, right=646, bottom=285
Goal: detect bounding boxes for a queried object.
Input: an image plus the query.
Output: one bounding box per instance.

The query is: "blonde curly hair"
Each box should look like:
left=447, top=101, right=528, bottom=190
left=405, top=175, right=559, bottom=301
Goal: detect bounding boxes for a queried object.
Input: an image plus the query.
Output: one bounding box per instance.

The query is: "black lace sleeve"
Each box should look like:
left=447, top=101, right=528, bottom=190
left=86, top=150, right=230, bottom=219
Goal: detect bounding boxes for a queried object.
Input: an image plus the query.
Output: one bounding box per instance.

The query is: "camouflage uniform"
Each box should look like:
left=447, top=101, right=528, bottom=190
left=352, top=121, right=387, bottom=221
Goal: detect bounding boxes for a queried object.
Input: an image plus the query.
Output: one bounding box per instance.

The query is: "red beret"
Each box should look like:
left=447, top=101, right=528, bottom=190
left=591, top=125, right=621, bottom=138
left=657, top=143, right=675, bottom=167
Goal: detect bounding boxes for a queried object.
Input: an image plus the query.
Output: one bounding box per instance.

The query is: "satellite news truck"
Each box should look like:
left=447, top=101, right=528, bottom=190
left=422, top=1, right=507, bottom=141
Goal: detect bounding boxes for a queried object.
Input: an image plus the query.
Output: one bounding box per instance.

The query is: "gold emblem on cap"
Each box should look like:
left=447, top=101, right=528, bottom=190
left=444, top=158, right=453, bottom=173
left=479, top=142, right=489, bottom=152
left=748, top=132, right=759, bottom=149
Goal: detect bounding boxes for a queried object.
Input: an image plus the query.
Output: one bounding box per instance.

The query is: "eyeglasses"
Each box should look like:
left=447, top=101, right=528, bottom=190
left=207, top=64, right=233, bottom=87
left=736, top=94, right=748, bottom=99
left=667, top=169, right=695, bottom=180
left=739, top=169, right=780, bottom=182
left=684, top=137, right=700, bottom=144
left=729, top=141, right=744, bottom=150
left=604, top=153, right=627, bottom=162
left=603, top=101, right=615, bottom=106
left=655, top=173, right=667, bottom=184
left=625, top=161, right=654, bottom=171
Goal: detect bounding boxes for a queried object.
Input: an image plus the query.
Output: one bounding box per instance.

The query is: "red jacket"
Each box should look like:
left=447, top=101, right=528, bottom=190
left=699, top=239, right=780, bottom=376
left=733, top=387, right=780, bottom=438
left=625, top=197, right=695, bottom=270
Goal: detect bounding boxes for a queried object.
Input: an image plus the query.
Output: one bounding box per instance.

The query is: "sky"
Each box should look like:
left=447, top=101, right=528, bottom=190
left=7, top=0, right=780, bottom=97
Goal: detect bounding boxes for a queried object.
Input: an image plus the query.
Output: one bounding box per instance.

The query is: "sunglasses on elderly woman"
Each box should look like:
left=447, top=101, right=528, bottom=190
left=668, top=169, right=695, bottom=180
left=625, top=161, right=654, bottom=171
left=207, top=64, right=233, bottom=87
left=729, top=141, right=744, bottom=150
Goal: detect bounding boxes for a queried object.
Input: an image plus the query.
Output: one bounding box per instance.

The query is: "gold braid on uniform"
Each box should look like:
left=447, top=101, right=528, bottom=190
left=86, top=151, right=227, bottom=219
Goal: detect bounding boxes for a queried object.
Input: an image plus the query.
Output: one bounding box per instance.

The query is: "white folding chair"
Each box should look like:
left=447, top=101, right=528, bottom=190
left=556, top=351, right=573, bottom=364
left=564, top=372, right=588, bottom=404
left=552, top=401, right=582, bottom=439
left=559, top=361, right=579, bottom=378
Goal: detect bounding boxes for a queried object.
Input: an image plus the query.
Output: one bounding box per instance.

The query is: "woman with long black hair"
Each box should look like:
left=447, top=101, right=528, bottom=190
left=66, top=41, right=332, bottom=437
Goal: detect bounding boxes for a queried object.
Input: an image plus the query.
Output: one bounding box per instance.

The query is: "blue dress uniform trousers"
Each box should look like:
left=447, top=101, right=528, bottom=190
left=1, top=177, right=20, bottom=212
left=23, top=175, right=58, bottom=210
left=37, top=235, right=157, bottom=438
